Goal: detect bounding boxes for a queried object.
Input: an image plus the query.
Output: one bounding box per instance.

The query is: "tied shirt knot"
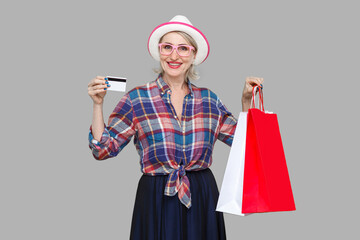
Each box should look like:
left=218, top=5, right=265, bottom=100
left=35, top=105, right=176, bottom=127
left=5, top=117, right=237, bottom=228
left=164, top=164, right=192, bottom=208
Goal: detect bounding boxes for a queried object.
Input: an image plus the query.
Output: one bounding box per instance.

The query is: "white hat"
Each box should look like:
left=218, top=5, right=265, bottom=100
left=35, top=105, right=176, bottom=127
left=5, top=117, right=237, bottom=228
left=147, top=15, right=210, bottom=65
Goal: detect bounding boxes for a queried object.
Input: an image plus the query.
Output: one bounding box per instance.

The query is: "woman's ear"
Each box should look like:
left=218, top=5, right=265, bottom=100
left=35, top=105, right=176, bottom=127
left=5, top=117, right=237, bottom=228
left=192, top=53, right=197, bottom=64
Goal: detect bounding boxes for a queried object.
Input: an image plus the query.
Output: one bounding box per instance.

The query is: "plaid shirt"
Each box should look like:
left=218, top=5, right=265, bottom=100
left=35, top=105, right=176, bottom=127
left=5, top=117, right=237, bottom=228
left=88, top=76, right=237, bottom=208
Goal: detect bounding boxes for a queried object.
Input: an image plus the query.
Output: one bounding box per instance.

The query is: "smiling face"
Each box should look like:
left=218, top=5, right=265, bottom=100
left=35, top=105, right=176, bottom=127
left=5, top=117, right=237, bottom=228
left=159, top=32, right=196, bottom=81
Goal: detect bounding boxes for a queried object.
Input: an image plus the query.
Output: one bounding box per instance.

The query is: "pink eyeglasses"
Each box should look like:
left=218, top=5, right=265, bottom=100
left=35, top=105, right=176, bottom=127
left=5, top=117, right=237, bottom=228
left=158, top=43, right=195, bottom=57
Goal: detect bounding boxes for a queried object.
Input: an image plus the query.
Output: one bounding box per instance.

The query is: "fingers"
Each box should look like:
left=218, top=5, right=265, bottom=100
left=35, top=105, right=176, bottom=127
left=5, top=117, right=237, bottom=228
left=242, top=76, right=264, bottom=102
left=88, top=76, right=110, bottom=89
left=88, top=76, right=110, bottom=98
left=246, top=76, right=264, bottom=88
left=96, top=76, right=106, bottom=80
left=88, top=83, right=109, bottom=92
left=88, top=77, right=107, bottom=87
left=88, top=88, right=107, bottom=96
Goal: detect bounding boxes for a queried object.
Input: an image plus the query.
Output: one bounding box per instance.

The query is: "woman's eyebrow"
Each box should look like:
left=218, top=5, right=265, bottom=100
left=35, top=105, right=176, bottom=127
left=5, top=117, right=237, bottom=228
left=163, top=42, right=189, bottom=45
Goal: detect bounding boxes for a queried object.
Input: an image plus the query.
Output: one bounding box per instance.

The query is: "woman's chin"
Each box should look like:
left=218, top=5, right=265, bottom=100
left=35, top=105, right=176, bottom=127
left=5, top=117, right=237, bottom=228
left=163, top=69, right=185, bottom=79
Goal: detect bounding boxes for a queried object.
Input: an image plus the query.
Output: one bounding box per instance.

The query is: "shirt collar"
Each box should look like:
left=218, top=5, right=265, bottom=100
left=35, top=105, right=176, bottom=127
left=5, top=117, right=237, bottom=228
left=156, top=75, right=194, bottom=98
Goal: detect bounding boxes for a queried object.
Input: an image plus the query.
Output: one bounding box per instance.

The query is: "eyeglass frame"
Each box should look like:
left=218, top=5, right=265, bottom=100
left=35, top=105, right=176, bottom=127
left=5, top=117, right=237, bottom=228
left=158, top=43, right=196, bottom=57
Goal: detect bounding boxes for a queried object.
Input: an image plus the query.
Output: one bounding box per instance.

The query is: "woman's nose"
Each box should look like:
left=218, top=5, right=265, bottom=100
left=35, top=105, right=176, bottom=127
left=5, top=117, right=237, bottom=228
left=169, top=48, right=180, bottom=59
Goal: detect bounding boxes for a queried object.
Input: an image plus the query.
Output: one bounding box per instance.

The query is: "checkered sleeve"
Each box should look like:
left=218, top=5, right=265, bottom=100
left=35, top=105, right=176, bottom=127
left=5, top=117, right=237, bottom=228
left=216, top=97, right=238, bottom=147
left=88, top=93, right=136, bottom=160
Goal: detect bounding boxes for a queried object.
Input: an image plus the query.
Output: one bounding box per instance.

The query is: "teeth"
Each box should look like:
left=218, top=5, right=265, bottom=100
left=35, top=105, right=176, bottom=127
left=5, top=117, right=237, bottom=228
left=169, top=63, right=181, bottom=66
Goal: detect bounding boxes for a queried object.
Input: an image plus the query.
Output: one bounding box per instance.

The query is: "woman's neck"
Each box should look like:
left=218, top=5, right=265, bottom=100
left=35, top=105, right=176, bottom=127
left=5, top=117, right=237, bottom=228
left=162, top=74, right=188, bottom=92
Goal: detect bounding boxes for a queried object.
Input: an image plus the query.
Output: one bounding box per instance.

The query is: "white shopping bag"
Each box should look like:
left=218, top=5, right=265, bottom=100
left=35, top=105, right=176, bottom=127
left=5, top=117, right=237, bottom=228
left=216, top=112, right=249, bottom=216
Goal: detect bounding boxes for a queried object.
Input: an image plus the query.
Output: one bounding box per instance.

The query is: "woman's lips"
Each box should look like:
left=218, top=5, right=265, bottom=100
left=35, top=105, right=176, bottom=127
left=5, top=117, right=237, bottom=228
left=167, top=62, right=182, bottom=69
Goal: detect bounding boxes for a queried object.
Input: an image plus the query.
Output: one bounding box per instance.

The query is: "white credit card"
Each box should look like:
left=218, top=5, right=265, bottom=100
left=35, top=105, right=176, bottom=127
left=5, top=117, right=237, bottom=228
left=106, top=76, right=127, bottom=92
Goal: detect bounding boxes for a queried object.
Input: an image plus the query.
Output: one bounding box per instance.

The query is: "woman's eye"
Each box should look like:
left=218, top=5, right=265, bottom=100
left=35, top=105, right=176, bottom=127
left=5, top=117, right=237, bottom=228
left=164, top=45, right=172, bottom=50
left=179, top=46, right=189, bottom=51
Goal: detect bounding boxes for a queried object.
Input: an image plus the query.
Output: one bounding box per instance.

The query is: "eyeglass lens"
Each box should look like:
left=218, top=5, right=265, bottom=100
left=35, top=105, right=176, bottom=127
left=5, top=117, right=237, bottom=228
left=160, top=44, right=191, bottom=56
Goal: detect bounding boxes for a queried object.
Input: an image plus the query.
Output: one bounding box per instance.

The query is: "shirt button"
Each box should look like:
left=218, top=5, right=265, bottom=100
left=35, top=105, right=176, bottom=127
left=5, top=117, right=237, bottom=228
left=182, top=129, right=185, bottom=133
left=92, top=139, right=98, bottom=144
left=174, top=115, right=177, bottom=118
left=182, top=148, right=185, bottom=152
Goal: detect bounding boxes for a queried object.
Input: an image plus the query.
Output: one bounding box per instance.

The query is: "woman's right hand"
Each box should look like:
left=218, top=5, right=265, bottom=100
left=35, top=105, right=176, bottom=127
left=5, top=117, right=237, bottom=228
left=88, top=76, right=110, bottom=105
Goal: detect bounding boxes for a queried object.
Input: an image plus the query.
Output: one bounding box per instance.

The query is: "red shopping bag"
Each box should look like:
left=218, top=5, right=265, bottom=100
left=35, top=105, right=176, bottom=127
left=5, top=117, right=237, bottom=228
left=242, top=86, right=296, bottom=213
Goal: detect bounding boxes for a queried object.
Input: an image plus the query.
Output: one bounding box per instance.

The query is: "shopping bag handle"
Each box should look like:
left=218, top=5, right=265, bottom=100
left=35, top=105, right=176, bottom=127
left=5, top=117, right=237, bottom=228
left=250, top=85, right=264, bottom=111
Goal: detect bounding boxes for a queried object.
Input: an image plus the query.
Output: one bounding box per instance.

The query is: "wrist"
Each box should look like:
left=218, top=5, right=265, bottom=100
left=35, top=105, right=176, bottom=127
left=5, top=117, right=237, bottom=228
left=242, top=96, right=251, bottom=104
left=93, top=102, right=103, bottom=109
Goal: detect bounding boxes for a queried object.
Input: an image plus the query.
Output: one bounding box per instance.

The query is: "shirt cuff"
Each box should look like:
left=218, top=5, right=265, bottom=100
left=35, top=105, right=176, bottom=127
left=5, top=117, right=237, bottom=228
left=88, top=124, right=110, bottom=150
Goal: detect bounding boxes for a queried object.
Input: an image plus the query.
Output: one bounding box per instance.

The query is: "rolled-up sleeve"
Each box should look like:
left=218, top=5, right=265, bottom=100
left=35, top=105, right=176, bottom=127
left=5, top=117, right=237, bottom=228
left=88, top=93, right=136, bottom=160
left=216, top=97, right=238, bottom=147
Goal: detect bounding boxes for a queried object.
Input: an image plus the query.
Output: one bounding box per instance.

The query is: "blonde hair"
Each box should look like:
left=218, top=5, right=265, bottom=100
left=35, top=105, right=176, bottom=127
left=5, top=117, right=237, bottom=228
left=154, top=31, right=199, bottom=81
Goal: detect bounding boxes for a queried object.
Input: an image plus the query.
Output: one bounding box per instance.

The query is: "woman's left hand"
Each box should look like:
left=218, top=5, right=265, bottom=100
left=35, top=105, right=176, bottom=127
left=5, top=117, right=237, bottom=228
left=241, top=76, right=264, bottom=112
left=242, top=76, right=264, bottom=101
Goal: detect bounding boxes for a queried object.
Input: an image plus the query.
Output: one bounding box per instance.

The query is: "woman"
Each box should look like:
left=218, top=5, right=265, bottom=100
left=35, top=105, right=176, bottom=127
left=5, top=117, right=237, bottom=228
left=88, top=15, right=264, bottom=240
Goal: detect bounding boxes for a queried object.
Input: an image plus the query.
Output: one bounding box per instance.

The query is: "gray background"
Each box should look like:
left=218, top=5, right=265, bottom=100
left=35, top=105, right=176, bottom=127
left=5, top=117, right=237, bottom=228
left=1, top=0, right=359, bottom=239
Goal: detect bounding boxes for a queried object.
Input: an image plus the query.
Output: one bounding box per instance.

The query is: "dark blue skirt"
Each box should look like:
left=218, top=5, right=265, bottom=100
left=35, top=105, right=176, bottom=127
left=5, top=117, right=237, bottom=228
left=130, top=168, right=227, bottom=240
